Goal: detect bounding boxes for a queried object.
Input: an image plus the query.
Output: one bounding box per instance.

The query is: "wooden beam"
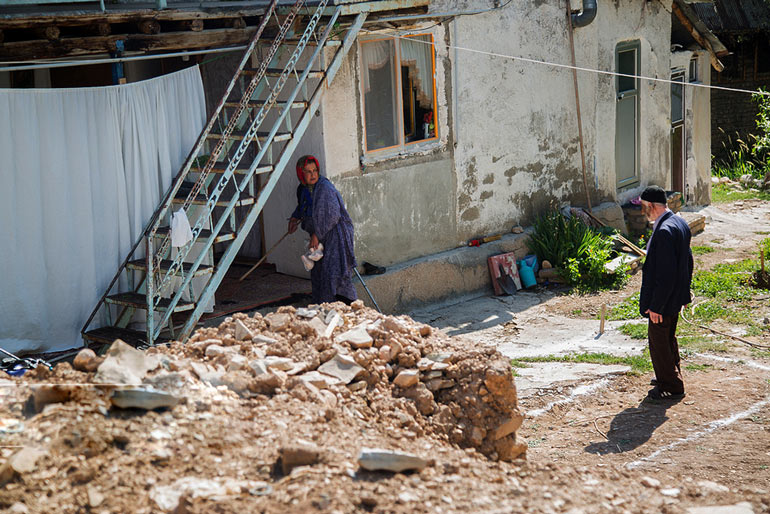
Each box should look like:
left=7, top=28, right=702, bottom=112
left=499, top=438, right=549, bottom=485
left=0, top=27, right=257, bottom=61
left=137, top=20, right=161, bottom=35
left=32, top=26, right=60, bottom=41
left=672, top=2, right=724, bottom=72
left=0, top=30, right=4, bottom=46
left=227, top=17, right=247, bottom=29
left=0, top=9, right=267, bottom=29
left=181, top=19, right=204, bottom=32
left=85, top=23, right=112, bottom=37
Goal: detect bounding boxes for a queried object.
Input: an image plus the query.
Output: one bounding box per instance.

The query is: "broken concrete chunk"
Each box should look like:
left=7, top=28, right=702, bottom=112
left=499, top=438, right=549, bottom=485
left=379, top=345, right=391, bottom=362
left=426, top=353, right=452, bottom=363
left=423, top=370, right=443, bottom=380
left=492, top=412, right=524, bottom=440
left=417, top=358, right=434, bottom=371
left=358, top=448, right=428, bottom=473
left=33, top=385, right=73, bottom=412
left=393, top=369, right=419, bottom=388
left=641, top=476, right=661, bottom=488
left=389, top=341, right=402, bottom=360
left=227, top=353, right=248, bottom=372
left=299, top=371, right=342, bottom=389
left=307, top=317, right=327, bottom=336
left=295, top=308, right=318, bottom=319
left=252, top=334, right=278, bottom=345
left=264, top=356, right=294, bottom=371
left=234, top=320, right=254, bottom=341
left=87, top=486, right=105, bottom=508
left=334, top=325, right=373, bottom=349
left=0, top=447, right=47, bottom=486
left=424, top=379, right=454, bottom=392
left=350, top=300, right=364, bottom=310
left=94, top=339, right=158, bottom=385
left=347, top=381, right=367, bottom=392
left=280, top=442, right=322, bottom=474
left=72, top=348, right=103, bottom=372
left=204, top=344, right=230, bottom=358
left=265, top=313, right=291, bottom=331
left=190, top=362, right=224, bottom=386
left=419, top=325, right=432, bottom=337
left=687, top=503, right=754, bottom=514
left=110, top=387, right=181, bottom=410
left=382, top=317, right=408, bottom=334
left=317, top=353, right=364, bottom=385
left=249, top=359, right=268, bottom=376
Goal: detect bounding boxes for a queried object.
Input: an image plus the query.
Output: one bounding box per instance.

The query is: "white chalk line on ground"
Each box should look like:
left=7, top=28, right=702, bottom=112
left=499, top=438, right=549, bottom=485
left=526, top=378, right=611, bottom=418
left=694, top=353, right=770, bottom=372
left=627, top=396, right=770, bottom=469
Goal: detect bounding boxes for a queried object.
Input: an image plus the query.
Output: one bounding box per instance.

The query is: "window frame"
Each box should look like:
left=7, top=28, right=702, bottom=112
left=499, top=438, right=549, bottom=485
left=358, top=33, right=439, bottom=158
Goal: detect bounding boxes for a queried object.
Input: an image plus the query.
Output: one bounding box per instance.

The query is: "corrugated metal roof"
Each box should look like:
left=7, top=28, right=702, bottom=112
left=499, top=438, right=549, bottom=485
left=692, top=0, right=770, bottom=33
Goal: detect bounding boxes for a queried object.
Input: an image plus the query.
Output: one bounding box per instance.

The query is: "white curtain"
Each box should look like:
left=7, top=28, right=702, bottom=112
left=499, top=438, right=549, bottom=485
left=401, top=35, right=434, bottom=108
left=0, top=66, right=206, bottom=354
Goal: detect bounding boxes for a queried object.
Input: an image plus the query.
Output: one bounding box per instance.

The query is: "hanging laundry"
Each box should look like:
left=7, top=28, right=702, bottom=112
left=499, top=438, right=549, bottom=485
left=170, top=209, right=193, bottom=247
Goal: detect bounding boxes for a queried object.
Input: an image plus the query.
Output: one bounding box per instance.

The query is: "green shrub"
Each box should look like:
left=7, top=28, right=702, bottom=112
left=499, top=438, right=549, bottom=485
left=528, top=210, right=627, bottom=293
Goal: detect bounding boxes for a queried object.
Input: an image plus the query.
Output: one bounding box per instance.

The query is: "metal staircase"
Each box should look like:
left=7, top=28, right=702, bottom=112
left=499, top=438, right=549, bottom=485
left=82, top=0, right=368, bottom=348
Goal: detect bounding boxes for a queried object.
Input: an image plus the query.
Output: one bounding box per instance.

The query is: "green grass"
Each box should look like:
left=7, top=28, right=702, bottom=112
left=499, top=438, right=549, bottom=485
left=618, top=322, right=647, bottom=339
left=692, top=245, right=715, bottom=255
left=607, top=292, right=641, bottom=321
left=510, top=359, right=533, bottom=369
left=513, top=351, right=653, bottom=374
left=571, top=308, right=583, bottom=316
left=711, top=183, right=770, bottom=204
left=684, top=363, right=713, bottom=371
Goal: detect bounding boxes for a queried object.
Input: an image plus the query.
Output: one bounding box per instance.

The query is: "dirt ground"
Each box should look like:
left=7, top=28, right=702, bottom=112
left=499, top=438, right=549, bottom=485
left=1, top=198, right=769, bottom=513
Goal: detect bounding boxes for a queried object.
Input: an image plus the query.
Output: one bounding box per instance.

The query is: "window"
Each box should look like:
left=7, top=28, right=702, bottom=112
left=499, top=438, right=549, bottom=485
left=359, top=34, right=438, bottom=154
left=671, top=70, right=684, bottom=124
left=689, top=56, right=698, bottom=83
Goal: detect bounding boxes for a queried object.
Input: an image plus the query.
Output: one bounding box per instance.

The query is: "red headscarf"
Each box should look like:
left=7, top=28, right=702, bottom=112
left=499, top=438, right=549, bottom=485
left=296, top=155, right=321, bottom=184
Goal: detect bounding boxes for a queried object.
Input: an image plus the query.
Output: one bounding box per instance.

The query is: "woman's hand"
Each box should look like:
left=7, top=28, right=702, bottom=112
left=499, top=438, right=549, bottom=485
left=310, top=233, right=319, bottom=250
left=288, top=217, right=300, bottom=234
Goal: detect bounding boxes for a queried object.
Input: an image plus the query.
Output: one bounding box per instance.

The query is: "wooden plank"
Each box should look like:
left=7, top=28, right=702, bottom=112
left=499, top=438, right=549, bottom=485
left=0, top=8, right=267, bottom=29
left=0, top=27, right=257, bottom=60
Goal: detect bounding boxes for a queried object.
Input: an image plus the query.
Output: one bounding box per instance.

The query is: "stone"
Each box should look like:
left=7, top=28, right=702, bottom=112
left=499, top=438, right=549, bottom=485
left=227, top=353, right=248, bottom=372
left=0, top=447, right=46, bottom=485
left=358, top=448, right=428, bottom=472
left=687, top=502, right=754, bottom=514
left=424, top=370, right=443, bottom=380
left=318, top=389, right=337, bottom=408
left=390, top=341, right=402, bottom=360
left=72, top=348, right=102, bottom=372
left=33, top=384, right=73, bottom=412
left=94, top=339, right=159, bottom=385
left=280, top=442, right=322, bottom=474
left=8, top=503, right=28, bottom=514
left=641, top=476, right=661, bottom=488
left=110, top=387, right=180, bottom=410
left=382, top=317, right=408, bottom=334
left=190, top=362, right=224, bottom=385
left=249, top=371, right=286, bottom=394
left=205, top=344, right=230, bottom=358
left=265, top=313, right=291, bottom=331
left=417, top=358, right=434, bottom=371
left=323, top=312, right=341, bottom=338
left=299, top=371, right=342, bottom=389
left=220, top=371, right=251, bottom=395
left=493, top=413, right=524, bottom=440
left=400, top=383, right=436, bottom=415
left=317, top=354, right=364, bottom=385
left=347, top=381, right=367, bottom=392
left=541, top=260, right=552, bottom=269
left=379, top=345, right=391, bottom=362
left=425, top=379, right=454, bottom=392
left=426, top=352, right=451, bottom=363
left=296, top=308, right=318, bottom=319
left=87, top=486, right=105, bottom=508
left=264, top=356, right=294, bottom=371
left=394, top=369, right=419, bottom=388
left=335, top=325, right=373, bottom=349
left=150, top=478, right=232, bottom=511
left=511, top=225, right=524, bottom=234
left=249, top=359, right=268, bottom=376
left=661, top=488, right=680, bottom=497
left=351, top=300, right=364, bottom=310
left=252, top=334, right=278, bottom=344
left=307, top=317, right=327, bottom=336
left=419, top=325, right=432, bottom=337
left=696, top=480, right=729, bottom=495
left=234, top=319, right=253, bottom=341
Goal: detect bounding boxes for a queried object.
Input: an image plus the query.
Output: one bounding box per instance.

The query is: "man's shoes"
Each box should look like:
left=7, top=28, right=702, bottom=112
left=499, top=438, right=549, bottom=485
left=650, top=378, right=658, bottom=386
left=646, top=386, right=685, bottom=401
left=363, top=262, right=386, bottom=275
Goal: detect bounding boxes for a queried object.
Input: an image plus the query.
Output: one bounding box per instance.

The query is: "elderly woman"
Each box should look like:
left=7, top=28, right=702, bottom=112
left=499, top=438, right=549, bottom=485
left=287, top=155, right=358, bottom=304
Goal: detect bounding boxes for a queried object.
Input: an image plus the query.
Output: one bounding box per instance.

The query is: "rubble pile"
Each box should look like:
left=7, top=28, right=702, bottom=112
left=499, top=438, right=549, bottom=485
left=0, top=302, right=525, bottom=513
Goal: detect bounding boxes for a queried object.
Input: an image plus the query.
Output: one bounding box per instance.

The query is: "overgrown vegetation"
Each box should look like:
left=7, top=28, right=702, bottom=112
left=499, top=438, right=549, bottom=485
left=511, top=351, right=653, bottom=374
left=712, top=183, right=770, bottom=203
left=528, top=211, right=628, bottom=293
left=618, top=322, right=647, bottom=339
left=607, top=292, right=641, bottom=321
left=691, top=245, right=715, bottom=256
left=712, top=88, right=770, bottom=181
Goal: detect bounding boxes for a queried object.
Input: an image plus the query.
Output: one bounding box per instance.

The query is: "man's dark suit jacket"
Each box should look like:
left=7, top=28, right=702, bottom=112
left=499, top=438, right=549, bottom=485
left=639, top=210, right=694, bottom=318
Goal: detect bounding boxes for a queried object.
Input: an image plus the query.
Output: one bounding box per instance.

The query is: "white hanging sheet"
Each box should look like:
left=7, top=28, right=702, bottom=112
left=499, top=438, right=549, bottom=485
left=0, top=66, right=207, bottom=354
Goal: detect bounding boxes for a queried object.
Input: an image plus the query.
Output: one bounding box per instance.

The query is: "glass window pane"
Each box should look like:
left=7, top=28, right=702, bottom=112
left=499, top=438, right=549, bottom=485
left=361, top=39, right=398, bottom=152
left=618, top=49, right=636, bottom=93
left=400, top=35, right=436, bottom=144
left=671, top=75, right=684, bottom=123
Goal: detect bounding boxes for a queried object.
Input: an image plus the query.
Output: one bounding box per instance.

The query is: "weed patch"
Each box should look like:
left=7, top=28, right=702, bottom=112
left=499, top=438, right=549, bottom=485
left=608, top=293, right=641, bottom=321
left=684, top=363, right=713, bottom=371
left=514, top=351, right=653, bottom=374
left=618, top=322, right=647, bottom=339
left=691, top=245, right=715, bottom=255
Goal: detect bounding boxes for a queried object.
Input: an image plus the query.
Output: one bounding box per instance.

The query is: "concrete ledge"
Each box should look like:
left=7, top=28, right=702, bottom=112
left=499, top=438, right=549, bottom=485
left=354, top=231, right=532, bottom=313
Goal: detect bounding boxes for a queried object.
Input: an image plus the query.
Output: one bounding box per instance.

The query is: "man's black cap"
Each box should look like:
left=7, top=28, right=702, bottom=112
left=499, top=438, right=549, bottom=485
left=640, top=185, right=667, bottom=205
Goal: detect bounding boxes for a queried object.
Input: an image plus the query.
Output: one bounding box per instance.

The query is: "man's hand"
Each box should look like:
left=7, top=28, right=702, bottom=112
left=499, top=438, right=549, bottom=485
left=310, top=233, right=319, bottom=251
left=288, top=217, right=300, bottom=234
left=645, top=309, right=663, bottom=324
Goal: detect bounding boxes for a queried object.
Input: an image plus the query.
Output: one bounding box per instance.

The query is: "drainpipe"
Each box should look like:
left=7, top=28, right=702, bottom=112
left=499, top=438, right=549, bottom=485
left=571, top=0, right=597, bottom=28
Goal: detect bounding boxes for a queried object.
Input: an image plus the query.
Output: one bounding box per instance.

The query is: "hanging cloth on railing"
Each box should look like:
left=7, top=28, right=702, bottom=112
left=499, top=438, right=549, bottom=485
left=170, top=209, right=194, bottom=247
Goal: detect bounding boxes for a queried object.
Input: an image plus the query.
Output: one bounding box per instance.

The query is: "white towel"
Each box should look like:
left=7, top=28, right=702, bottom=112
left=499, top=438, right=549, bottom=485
left=170, top=209, right=193, bottom=247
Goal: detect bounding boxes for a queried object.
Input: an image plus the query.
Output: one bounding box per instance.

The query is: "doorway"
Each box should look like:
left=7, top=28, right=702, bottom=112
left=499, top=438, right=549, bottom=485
left=615, top=41, right=640, bottom=189
left=670, top=70, right=685, bottom=194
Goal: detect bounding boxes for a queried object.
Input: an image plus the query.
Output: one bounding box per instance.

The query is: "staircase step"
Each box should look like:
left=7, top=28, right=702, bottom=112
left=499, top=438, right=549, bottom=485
left=206, top=131, right=293, bottom=143
left=105, top=292, right=195, bottom=313
left=191, top=163, right=273, bottom=176
left=170, top=193, right=256, bottom=207
left=190, top=162, right=273, bottom=176
left=155, top=227, right=236, bottom=244
left=241, top=68, right=325, bottom=79
left=260, top=39, right=340, bottom=47
left=126, top=259, right=214, bottom=276
left=223, top=100, right=308, bottom=110
left=83, top=327, right=170, bottom=348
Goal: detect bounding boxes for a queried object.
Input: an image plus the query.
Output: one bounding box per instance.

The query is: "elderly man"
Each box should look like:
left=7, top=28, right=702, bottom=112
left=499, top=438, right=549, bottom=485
left=639, top=185, right=693, bottom=400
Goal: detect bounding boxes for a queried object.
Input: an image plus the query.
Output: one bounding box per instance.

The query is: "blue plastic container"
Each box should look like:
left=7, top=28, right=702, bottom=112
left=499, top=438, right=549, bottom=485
left=518, top=254, right=539, bottom=288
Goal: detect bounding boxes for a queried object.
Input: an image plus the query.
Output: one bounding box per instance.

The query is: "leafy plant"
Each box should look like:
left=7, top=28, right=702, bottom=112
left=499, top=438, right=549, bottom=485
left=608, top=292, right=641, bottom=320
left=618, top=322, right=647, bottom=339
left=528, top=211, right=627, bottom=293
left=691, top=245, right=715, bottom=255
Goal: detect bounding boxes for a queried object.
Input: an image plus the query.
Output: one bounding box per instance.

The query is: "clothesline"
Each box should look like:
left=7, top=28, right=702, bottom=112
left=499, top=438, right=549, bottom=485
left=361, top=28, right=770, bottom=98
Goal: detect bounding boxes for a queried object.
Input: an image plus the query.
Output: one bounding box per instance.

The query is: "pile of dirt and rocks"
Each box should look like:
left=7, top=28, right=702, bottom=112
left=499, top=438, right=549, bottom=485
left=0, top=302, right=527, bottom=513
